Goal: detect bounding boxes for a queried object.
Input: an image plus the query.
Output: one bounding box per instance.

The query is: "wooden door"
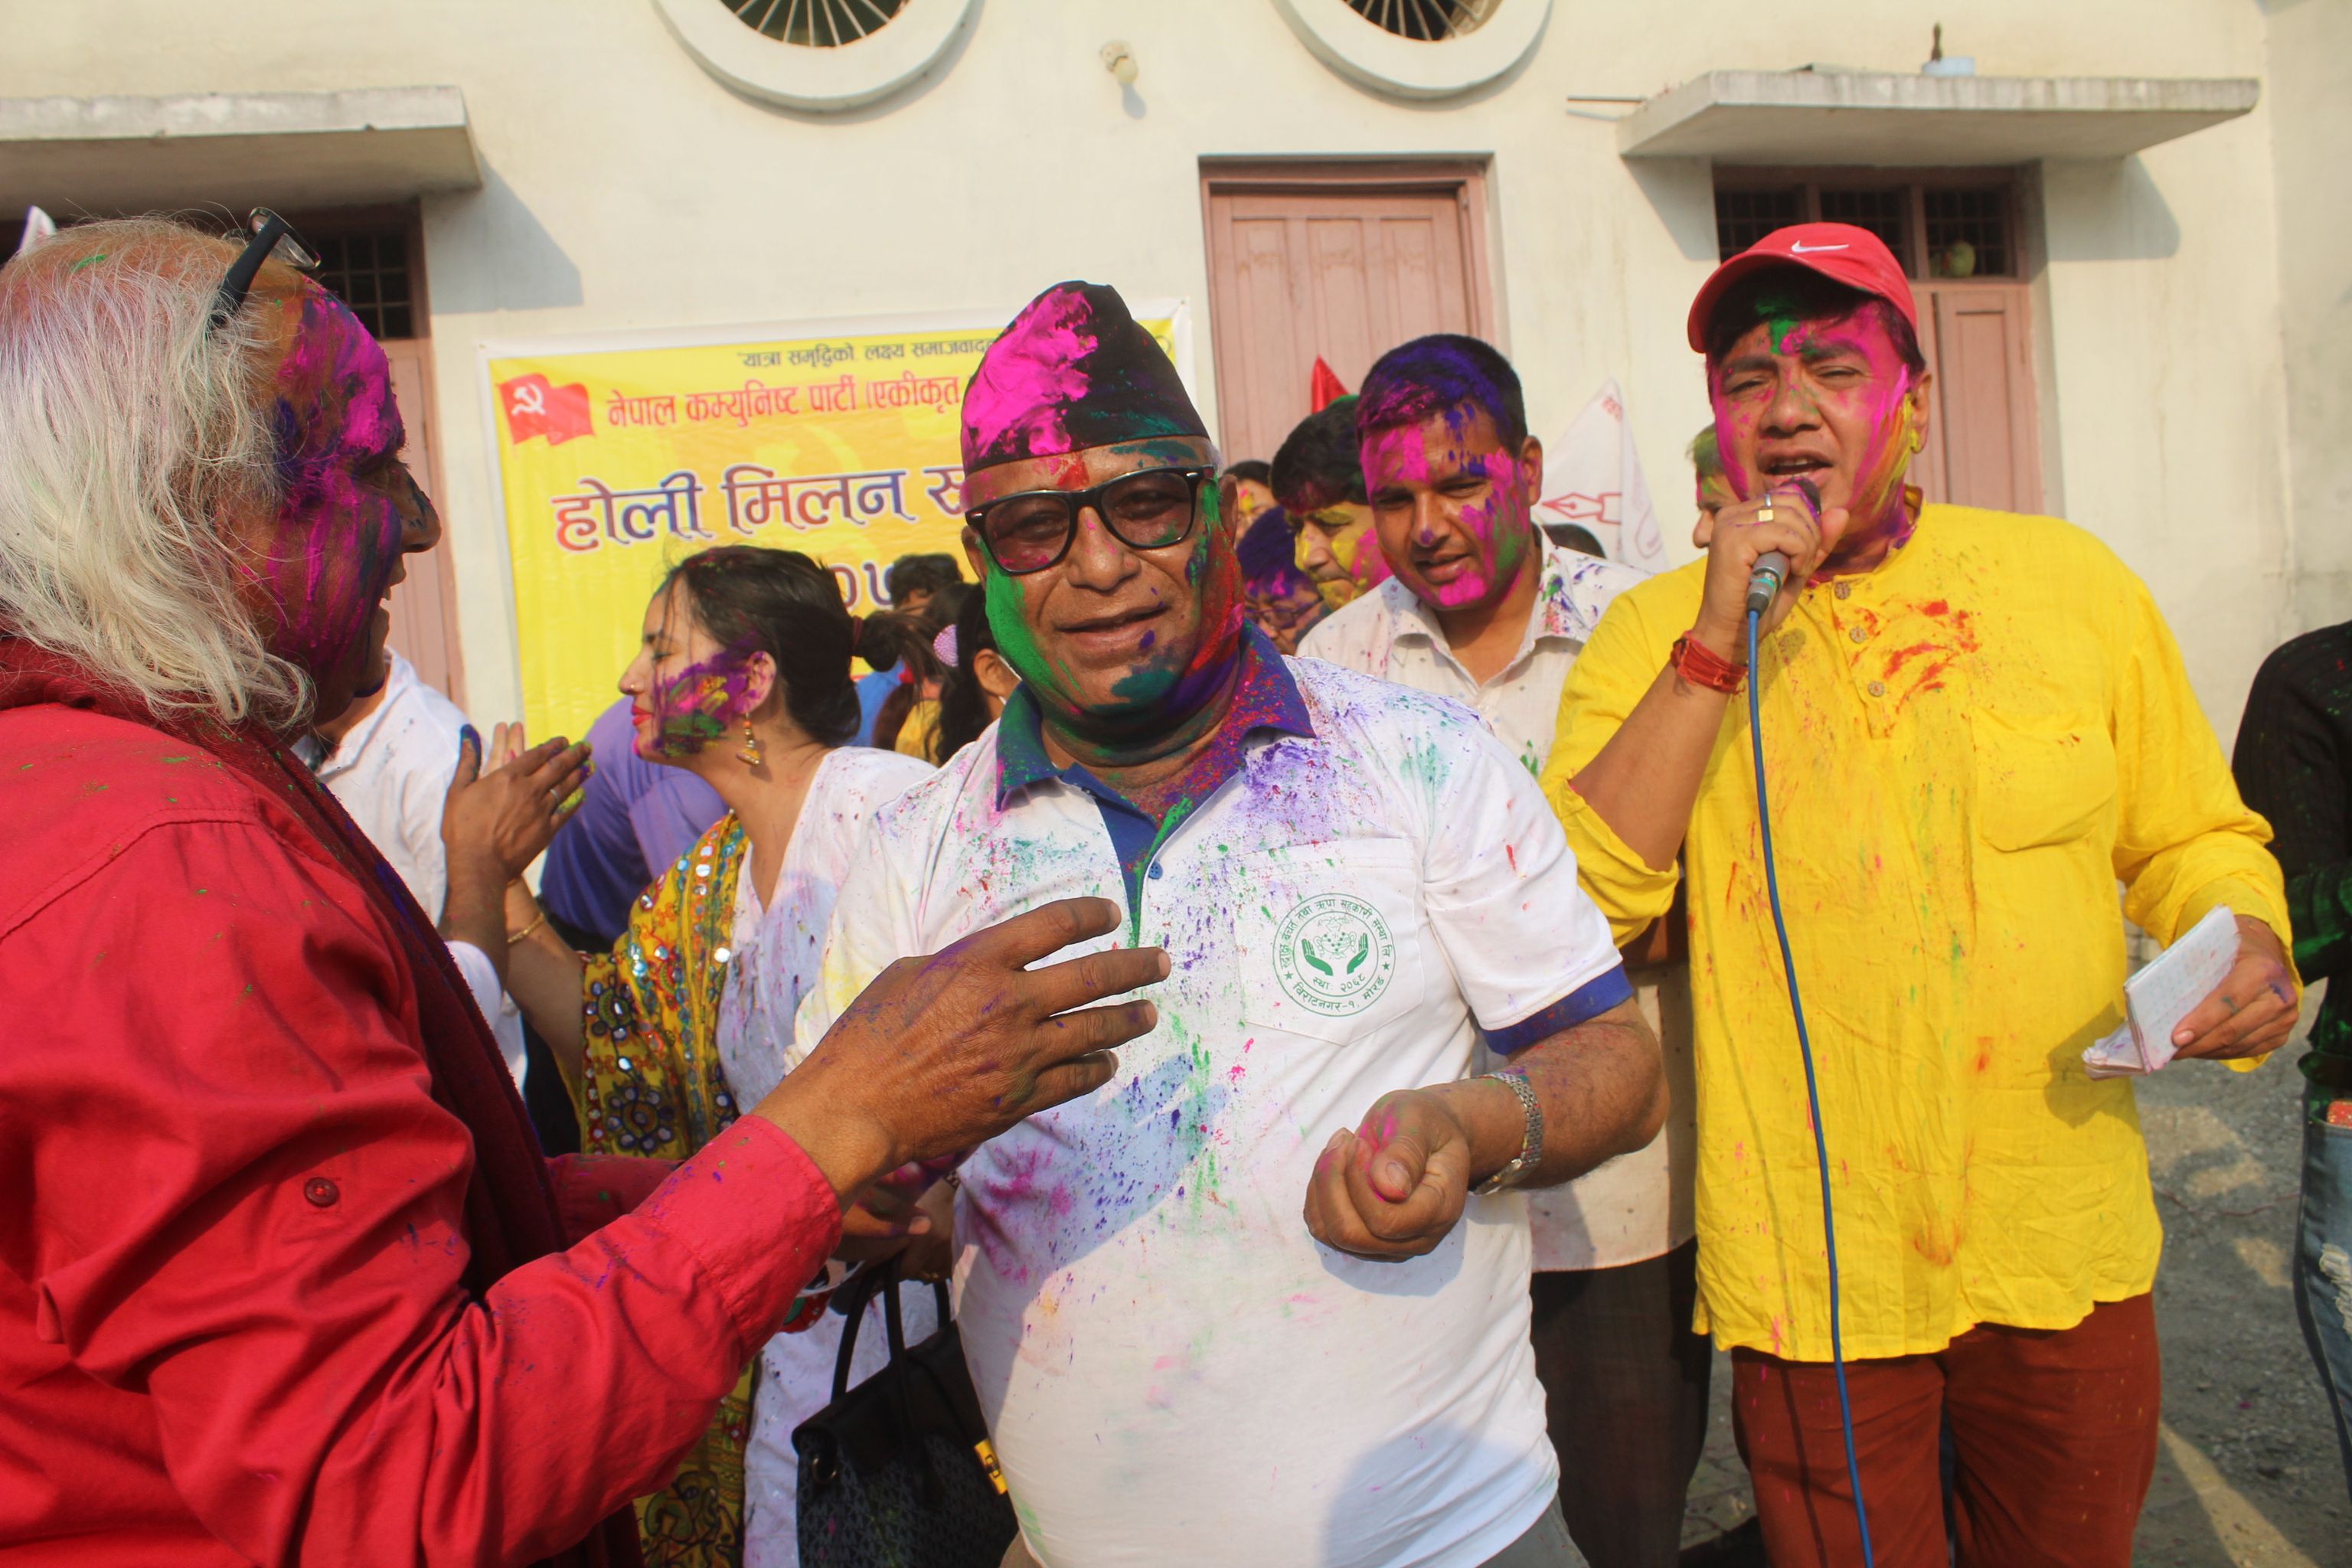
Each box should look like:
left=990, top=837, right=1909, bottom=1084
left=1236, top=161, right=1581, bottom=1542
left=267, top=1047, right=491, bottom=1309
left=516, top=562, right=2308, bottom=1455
left=379, top=338, right=466, bottom=705
left=1203, top=166, right=1494, bottom=465
left=1913, top=283, right=2041, bottom=515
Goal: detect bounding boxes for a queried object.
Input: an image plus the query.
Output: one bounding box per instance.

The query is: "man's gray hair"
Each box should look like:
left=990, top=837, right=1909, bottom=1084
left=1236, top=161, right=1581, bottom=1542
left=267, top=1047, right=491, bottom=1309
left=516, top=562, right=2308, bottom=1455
left=0, top=217, right=308, bottom=728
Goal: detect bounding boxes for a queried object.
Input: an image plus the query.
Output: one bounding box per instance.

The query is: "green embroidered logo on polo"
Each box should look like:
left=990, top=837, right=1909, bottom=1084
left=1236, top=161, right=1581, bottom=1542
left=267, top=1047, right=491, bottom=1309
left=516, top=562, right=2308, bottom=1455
left=1274, top=893, right=1397, bottom=1017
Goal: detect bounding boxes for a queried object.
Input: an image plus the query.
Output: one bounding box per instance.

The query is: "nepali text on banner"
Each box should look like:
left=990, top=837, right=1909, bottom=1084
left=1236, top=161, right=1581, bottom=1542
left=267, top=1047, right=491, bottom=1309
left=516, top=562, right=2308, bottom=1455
left=483, top=306, right=1189, bottom=740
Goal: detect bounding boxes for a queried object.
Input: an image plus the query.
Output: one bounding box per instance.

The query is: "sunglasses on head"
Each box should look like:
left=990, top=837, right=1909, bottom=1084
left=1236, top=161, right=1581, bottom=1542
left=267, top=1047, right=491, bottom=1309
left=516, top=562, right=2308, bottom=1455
left=966, top=465, right=1217, bottom=577
left=205, top=208, right=319, bottom=333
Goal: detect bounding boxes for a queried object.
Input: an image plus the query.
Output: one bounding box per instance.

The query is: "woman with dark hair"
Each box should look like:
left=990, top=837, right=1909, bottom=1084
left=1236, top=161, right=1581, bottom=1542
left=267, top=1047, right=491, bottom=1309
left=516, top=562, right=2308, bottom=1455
left=870, top=580, right=967, bottom=759
left=463, top=545, right=934, bottom=1568
left=932, top=584, right=1021, bottom=762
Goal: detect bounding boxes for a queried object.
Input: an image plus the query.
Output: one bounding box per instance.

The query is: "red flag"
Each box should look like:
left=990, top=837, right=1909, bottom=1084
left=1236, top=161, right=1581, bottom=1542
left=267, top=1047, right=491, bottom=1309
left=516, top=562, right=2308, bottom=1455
left=1308, top=357, right=1349, bottom=412
left=499, top=372, right=594, bottom=446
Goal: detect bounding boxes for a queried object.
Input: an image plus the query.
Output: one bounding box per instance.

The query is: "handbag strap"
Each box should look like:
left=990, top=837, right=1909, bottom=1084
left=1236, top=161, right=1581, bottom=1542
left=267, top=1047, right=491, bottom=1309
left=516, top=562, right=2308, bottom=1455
left=825, top=1266, right=959, bottom=1403
left=881, top=1269, right=908, bottom=1359
left=828, top=1266, right=888, bottom=1402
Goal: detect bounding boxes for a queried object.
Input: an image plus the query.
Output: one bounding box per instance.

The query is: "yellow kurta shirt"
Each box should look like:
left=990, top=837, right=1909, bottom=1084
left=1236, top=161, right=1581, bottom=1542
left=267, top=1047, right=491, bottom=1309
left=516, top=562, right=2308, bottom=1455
left=1541, top=505, right=2288, bottom=1361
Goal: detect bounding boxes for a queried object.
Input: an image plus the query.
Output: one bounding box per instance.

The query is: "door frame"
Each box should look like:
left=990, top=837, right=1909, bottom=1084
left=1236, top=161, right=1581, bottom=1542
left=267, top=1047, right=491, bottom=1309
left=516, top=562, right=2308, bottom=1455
left=1198, top=158, right=1500, bottom=455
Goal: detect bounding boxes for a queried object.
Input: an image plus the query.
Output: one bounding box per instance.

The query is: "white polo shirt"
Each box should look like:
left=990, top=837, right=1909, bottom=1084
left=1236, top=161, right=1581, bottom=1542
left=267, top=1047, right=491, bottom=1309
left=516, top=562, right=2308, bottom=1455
left=792, top=631, right=1629, bottom=1568
left=1302, top=543, right=1697, bottom=1272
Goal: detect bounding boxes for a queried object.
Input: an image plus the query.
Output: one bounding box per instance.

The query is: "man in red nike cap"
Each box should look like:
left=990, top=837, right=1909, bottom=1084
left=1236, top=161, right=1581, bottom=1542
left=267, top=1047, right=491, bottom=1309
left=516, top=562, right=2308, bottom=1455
left=1538, top=223, right=2298, bottom=1566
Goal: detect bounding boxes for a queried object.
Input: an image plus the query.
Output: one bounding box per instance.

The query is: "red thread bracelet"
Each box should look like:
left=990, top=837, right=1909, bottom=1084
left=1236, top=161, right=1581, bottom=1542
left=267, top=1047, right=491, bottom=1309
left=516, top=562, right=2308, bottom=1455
left=1670, top=634, right=1746, bottom=694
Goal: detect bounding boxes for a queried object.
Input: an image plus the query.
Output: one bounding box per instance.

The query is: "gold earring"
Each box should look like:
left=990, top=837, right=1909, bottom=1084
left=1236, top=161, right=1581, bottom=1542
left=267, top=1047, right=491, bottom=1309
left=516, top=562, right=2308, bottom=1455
left=737, top=720, right=763, bottom=768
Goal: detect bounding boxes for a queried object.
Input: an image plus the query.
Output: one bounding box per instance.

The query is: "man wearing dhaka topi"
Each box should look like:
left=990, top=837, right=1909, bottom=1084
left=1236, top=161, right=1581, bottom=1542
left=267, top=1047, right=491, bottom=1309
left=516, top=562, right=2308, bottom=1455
left=789, top=281, right=1668, bottom=1568
left=1546, top=224, right=2297, bottom=1567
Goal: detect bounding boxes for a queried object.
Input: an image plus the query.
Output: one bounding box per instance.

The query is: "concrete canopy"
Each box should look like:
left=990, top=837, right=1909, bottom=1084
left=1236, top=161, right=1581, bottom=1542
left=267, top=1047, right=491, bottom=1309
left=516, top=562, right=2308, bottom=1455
left=1615, top=70, right=2259, bottom=164
left=0, top=87, right=480, bottom=218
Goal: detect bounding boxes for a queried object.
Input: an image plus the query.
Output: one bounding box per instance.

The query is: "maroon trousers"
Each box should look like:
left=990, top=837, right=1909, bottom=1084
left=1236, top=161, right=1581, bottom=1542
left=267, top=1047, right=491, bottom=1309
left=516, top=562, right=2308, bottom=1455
left=1732, top=1294, right=2161, bottom=1568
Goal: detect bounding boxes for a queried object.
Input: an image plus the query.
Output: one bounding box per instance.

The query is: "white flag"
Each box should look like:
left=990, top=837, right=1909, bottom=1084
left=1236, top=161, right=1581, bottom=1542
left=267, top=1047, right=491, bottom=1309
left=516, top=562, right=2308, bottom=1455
left=15, top=206, right=56, bottom=256
left=1537, top=378, right=1670, bottom=575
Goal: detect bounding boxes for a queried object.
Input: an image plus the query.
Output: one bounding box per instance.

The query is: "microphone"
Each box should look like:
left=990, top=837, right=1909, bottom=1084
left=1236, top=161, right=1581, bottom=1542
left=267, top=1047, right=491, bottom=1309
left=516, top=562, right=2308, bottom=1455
left=1744, top=478, right=1821, bottom=617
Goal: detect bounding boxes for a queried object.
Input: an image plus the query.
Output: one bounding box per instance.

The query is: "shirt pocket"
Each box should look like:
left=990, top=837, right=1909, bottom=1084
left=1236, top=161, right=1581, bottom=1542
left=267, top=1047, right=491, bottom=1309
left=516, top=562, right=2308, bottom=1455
left=1230, top=840, right=1429, bottom=1045
left=1968, top=708, right=2118, bottom=853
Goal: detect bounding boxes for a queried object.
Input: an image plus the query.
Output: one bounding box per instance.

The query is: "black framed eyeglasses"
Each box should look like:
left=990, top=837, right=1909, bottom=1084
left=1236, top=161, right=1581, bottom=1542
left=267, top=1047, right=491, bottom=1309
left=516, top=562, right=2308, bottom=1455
left=205, top=208, right=319, bottom=332
left=966, top=465, right=1216, bottom=576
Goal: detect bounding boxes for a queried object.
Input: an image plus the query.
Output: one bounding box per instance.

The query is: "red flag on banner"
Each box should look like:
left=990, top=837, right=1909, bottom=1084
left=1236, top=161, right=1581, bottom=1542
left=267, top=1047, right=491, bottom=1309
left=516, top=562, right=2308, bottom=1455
left=499, top=373, right=595, bottom=446
left=1309, top=358, right=1349, bottom=412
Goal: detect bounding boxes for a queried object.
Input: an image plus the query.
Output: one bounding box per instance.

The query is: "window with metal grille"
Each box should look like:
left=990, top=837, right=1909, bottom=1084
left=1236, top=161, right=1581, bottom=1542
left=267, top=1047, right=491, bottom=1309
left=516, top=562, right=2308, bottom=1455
left=723, top=0, right=906, bottom=45
left=1342, top=0, right=1502, bottom=41
left=1714, top=187, right=1802, bottom=260
left=1817, top=188, right=1913, bottom=274
left=310, top=230, right=416, bottom=341
left=1713, top=173, right=2016, bottom=280
left=1923, top=187, right=2011, bottom=279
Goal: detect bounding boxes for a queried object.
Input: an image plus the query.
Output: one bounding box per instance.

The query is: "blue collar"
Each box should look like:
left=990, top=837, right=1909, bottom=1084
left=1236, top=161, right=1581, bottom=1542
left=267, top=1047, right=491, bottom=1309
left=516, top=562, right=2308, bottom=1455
left=993, top=624, right=1314, bottom=811
left=991, top=626, right=1316, bottom=924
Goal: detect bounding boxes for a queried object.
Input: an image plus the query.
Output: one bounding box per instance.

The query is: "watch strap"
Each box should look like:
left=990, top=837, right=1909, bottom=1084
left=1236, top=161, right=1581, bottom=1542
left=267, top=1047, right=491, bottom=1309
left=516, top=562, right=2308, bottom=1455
left=1471, top=1070, right=1544, bottom=1196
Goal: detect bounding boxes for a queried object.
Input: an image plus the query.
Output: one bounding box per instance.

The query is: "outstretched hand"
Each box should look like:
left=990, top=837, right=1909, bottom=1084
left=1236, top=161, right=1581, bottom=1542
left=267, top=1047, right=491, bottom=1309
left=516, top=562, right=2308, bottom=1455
left=756, top=897, right=1168, bottom=1207
left=441, top=722, right=593, bottom=885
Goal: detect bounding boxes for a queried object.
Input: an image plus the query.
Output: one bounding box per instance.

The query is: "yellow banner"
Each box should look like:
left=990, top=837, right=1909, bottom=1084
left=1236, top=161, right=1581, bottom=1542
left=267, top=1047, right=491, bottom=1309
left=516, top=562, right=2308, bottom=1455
left=484, top=309, right=1185, bottom=739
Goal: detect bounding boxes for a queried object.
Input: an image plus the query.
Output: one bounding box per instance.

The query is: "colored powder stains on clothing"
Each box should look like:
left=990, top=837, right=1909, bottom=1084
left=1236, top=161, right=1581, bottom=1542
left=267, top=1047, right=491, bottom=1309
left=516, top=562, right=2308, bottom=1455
left=2230, top=619, right=2352, bottom=1093
left=253, top=286, right=426, bottom=678
left=643, top=640, right=762, bottom=760
left=1543, top=501, right=2291, bottom=1363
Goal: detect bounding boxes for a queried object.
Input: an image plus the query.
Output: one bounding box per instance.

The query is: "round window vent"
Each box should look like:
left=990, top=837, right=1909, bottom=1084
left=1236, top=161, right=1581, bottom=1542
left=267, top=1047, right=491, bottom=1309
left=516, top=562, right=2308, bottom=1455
left=1342, top=0, right=1500, bottom=41
left=656, top=0, right=978, bottom=112
left=722, top=0, right=906, bottom=47
left=1274, top=0, right=1548, bottom=98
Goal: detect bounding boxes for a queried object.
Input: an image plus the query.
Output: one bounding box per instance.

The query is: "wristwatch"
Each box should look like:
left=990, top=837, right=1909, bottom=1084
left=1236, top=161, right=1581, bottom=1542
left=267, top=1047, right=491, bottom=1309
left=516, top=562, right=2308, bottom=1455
left=1472, top=1071, right=1544, bottom=1196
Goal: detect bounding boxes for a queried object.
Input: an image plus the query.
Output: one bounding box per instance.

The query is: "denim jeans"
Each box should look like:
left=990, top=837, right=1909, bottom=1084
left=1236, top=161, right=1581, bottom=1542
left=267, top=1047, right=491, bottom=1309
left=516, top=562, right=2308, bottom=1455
left=2295, top=1103, right=2352, bottom=1504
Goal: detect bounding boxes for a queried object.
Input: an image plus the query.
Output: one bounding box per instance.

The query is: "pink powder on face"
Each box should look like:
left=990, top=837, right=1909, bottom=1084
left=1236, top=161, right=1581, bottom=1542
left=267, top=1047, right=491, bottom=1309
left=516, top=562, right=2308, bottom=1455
left=255, top=287, right=420, bottom=679
left=1361, top=413, right=1533, bottom=610
left=962, top=289, right=1094, bottom=466
left=1707, top=309, right=1918, bottom=558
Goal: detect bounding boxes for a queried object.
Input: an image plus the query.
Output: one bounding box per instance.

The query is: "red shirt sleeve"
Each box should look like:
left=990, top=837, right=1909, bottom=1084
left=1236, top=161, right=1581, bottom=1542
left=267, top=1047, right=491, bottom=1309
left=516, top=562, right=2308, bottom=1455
left=3, top=815, right=844, bottom=1566
left=548, top=1153, right=680, bottom=1243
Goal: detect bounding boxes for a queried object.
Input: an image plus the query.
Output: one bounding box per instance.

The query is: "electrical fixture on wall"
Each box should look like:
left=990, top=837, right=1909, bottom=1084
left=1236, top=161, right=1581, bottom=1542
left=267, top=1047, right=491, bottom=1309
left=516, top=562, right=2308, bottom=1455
left=1272, top=0, right=1550, bottom=100
left=1101, top=41, right=1139, bottom=86
left=652, top=0, right=980, bottom=112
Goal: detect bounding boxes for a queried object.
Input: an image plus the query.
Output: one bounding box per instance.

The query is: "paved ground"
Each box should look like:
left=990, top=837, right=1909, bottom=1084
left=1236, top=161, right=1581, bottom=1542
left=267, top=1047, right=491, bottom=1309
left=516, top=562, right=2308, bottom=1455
left=1676, top=986, right=2348, bottom=1566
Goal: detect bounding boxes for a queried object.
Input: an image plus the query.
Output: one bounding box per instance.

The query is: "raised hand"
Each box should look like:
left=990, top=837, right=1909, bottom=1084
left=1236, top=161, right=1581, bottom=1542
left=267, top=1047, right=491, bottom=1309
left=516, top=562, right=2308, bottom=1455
left=441, top=724, right=593, bottom=885
left=755, top=897, right=1168, bottom=1206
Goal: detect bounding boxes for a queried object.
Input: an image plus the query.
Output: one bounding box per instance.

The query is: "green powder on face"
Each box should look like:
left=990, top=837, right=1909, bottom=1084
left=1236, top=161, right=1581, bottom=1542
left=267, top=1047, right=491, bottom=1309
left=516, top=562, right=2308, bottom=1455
left=983, top=560, right=1057, bottom=693
left=1753, top=288, right=1807, bottom=355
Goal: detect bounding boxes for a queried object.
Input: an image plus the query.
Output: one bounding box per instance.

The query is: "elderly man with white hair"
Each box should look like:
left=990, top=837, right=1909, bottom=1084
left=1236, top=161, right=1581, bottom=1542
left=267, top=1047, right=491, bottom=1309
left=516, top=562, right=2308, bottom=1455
left=0, top=214, right=1164, bottom=1566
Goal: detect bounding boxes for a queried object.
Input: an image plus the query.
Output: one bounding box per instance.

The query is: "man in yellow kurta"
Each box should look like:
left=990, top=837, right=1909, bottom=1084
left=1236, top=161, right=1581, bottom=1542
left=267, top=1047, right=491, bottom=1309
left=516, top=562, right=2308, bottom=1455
left=1544, top=224, right=2300, bottom=1568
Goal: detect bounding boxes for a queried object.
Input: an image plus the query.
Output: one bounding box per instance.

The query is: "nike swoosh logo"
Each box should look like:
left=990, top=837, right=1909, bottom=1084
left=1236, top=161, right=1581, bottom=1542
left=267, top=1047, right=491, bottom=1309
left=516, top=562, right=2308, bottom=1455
left=1787, top=241, right=1849, bottom=253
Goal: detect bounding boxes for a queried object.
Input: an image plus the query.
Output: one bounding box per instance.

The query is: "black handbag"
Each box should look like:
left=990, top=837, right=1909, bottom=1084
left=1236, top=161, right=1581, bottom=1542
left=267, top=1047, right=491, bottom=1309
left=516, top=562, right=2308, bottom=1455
left=792, top=1266, right=1018, bottom=1568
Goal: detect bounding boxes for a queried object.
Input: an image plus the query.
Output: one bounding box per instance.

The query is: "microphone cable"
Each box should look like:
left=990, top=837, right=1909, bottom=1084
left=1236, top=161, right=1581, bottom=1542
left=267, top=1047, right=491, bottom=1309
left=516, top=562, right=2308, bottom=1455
left=1748, top=604, right=1877, bottom=1567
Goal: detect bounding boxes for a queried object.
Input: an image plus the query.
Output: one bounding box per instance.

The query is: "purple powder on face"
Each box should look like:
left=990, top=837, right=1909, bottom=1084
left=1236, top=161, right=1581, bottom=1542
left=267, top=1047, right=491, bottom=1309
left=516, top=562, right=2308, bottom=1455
left=253, top=287, right=420, bottom=678
left=645, top=639, right=763, bottom=760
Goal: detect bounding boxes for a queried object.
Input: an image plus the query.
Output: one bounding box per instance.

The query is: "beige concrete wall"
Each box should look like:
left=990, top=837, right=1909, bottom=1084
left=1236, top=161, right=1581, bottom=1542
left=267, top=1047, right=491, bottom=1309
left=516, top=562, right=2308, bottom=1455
left=0, top=0, right=2301, bottom=737
left=2265, top=0, right=2352, bottom=640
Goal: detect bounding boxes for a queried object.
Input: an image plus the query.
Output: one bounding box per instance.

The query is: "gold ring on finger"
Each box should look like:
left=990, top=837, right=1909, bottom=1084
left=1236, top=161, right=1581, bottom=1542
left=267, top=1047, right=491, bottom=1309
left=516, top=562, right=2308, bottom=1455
left=1758, top=504, right=1775, bottom=524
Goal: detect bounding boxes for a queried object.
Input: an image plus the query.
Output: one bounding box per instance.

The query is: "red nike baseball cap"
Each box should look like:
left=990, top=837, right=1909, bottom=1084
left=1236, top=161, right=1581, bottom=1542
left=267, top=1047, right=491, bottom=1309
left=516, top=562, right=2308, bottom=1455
left=1686, top=222, right=1919, bottom=354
